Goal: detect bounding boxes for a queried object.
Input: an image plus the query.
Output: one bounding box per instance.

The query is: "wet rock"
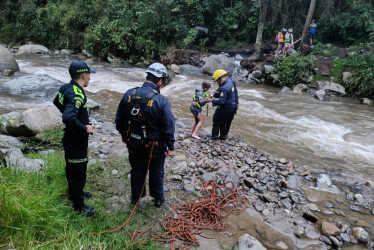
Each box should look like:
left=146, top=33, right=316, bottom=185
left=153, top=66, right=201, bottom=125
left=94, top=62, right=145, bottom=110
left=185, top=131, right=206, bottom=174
left=307, top=203, right=319, bottom=211
left=352, top=227, right=369, bottom=243
left=350, top=205, right=360, bottom=212
left=274, top=241, right=288, bottom=250
left=324, top=203, right=333, bottom=208
left=340, top=233, right=351, bottom=245
left=321, top=221, right=340, bottom=237
left=319, top=235, right=332, bottom=245
left=329, top=236, right=342, bottom=248
left=233, top=233, right=266, bottom=250
left=345, top=192, right=354, bottom=200
left=354, top=194, right=364, bottom=205
left=294, top=226, right=306, bottom=238
left=302, top=211, right=318, bottom=223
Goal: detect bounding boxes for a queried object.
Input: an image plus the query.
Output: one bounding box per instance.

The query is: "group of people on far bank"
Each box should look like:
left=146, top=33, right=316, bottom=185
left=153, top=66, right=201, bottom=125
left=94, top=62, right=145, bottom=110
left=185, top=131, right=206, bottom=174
left=274, top=19, right=317, bottom=58
left=54, top=60, right=239, bottom=217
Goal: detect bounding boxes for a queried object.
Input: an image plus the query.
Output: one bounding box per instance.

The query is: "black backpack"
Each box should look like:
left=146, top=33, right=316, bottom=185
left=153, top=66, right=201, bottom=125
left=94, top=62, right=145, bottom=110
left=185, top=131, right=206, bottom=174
left=125, top=88, right=158, bottom=150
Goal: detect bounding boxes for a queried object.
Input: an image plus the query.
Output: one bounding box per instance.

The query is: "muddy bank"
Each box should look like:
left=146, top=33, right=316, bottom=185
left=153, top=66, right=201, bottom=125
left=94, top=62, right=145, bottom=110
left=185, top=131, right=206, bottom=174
left=84, top=114, right=373, bottom=249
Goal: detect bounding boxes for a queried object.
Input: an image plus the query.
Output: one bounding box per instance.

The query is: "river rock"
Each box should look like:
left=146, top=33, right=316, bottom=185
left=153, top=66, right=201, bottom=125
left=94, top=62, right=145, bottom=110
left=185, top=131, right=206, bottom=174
left=352, top=227, right=369, bottom=243
left=233, top=233, right=266, bottom=250
left=202, top=54, right=236, bottom=75
left=4, top=148, right=45, bottom=171
left=0, top=134, right=24, bottom=148
left=314, top=89, right=326, bottom=101
left=5, top=105, right=63, bottom=136
left=179, top=64, right=203, bottom=75
left=17, top=44, right=49, bottom=54
left=0, top=74, right=64, bottom=101
left=361, top=98, right=373, bottom=106
left=263, top=65, right=275, bottom=75
left=0, top=45, right=20, bottom=73
left=316, top=80, right=346, bottom=96
left=251, top=70, right=262, bottom=79
left=321, top=221, right=340, bottom=237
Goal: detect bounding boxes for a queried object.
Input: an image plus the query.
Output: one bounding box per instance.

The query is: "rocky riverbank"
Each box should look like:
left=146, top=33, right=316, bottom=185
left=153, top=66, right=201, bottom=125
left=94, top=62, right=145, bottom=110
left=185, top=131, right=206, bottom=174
left=74, top=114, right=374, bottom=249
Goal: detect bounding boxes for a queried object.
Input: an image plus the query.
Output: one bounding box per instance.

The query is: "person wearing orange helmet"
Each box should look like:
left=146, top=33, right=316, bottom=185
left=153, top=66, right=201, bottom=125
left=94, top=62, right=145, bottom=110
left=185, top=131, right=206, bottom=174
left=206, top=69, right=238, bottom=140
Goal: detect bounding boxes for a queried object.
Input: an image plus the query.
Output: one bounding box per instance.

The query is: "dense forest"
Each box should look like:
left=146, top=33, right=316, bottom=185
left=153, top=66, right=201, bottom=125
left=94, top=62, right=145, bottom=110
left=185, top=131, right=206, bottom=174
left=0, top=0, right=373, bottom=99
left=0, top=0, right=373, bottom=58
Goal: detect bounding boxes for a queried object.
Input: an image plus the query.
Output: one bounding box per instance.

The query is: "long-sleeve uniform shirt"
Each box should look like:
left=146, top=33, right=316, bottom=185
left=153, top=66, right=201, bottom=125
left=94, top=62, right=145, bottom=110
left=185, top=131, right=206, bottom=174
left=53, top=80, right=89, bottom=135
left=212, top=78, right=238, bottom=108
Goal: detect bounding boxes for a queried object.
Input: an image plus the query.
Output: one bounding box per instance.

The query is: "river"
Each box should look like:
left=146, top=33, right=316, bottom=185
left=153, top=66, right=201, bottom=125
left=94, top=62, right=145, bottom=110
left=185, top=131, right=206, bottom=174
left=1, top=54, right=374, bottom=184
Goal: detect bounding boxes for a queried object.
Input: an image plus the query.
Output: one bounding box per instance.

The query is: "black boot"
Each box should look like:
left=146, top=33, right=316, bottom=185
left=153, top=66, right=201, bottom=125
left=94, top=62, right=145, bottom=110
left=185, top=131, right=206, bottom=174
left=211, top=125, right=220, bottom=140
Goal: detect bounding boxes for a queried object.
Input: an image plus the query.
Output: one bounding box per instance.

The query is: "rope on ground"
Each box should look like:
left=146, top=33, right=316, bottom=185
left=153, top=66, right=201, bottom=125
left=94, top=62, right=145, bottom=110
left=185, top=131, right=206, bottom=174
left=90, top=142, right=156, bottom=235
left=151, top=180, right=247, bottom=250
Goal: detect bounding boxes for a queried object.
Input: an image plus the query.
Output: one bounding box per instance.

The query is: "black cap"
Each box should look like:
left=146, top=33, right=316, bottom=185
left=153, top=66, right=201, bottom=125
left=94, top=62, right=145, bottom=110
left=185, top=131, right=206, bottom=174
left=68, top=60, right=96, bottom=74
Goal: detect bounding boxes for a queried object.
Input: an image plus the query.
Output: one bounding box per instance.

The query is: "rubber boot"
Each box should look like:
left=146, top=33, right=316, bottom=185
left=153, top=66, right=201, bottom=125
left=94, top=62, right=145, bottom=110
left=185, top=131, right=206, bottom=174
left=211, top=125, right=219, bottom=140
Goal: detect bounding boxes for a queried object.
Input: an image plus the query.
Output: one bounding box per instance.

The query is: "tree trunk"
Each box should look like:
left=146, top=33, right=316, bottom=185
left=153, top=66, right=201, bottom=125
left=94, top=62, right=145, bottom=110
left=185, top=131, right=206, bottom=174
left=254, top=0, right=269, bottom=54
left=300, top=0, right=317, bottom=46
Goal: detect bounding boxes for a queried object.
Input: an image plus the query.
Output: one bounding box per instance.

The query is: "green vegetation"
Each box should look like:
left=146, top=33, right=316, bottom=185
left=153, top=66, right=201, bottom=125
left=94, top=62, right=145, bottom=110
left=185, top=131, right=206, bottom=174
left=1, top=0, right=373, bottom=60
left=311, top=44, right=338, bottom=57
left=19, top=127, right=64, bottom=153
left=343, top=51, right=374, bottom=98
left=0, top=152, right=166, bottom=249
left=274, top=55, right=315, bottom=87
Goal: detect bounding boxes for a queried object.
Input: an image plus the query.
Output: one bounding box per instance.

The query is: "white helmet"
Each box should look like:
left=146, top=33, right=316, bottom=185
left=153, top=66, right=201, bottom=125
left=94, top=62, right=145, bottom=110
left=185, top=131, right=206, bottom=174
left=288, top=28, right=293, bottom=33
left=146, top=63, right=169, bottom=79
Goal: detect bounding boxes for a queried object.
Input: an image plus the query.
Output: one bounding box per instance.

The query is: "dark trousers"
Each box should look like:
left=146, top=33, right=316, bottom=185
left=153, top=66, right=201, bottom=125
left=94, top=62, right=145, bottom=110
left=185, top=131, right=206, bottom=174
left=63, top=133, right=88, bottom=210
left=128, top=149, right=166, bottom=202
left=212, top=106, right=236, bottom=139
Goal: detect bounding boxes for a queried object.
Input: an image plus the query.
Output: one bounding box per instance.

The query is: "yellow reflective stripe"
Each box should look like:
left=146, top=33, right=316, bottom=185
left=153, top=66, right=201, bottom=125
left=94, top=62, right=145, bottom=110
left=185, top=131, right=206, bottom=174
left=74, top=96, right=84, bottom=102
left=73, top=85, right=85, bottom=100
left=68, top=158, right=88, bottom=163
left=58, top=93, right=64, bottom=104
left=196, top=102, right=202, bottom=108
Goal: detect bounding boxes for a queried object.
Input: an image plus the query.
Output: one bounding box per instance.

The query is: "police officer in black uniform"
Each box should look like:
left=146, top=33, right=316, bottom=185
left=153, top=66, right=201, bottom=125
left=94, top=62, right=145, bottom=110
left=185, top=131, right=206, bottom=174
left=115, top=62, right=175, bottom=208
left=207, top=69, right=239, bottom=140
left=53, top=60, right=96, bottom=216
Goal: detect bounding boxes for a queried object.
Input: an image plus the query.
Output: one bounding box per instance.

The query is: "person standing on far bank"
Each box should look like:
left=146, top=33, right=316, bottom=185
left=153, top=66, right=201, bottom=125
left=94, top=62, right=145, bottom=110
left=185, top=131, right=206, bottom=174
left=115, top=63, right=175, bottom=208
left=53, top=60, right=96, bottom=217
left=206, top=69, right=238, bottom=140
left=309, top=19, right=317, bottom=46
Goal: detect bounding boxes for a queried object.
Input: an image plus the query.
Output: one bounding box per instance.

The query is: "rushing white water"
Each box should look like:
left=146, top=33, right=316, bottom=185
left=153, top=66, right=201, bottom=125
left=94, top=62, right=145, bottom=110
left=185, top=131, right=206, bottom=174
left=2, top=55, right=374, bottom=181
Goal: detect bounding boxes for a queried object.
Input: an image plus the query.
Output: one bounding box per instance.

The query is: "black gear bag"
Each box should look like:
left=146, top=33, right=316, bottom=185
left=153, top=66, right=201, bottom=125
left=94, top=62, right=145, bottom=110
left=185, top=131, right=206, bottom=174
left=125, top=88, right=158, bottom=150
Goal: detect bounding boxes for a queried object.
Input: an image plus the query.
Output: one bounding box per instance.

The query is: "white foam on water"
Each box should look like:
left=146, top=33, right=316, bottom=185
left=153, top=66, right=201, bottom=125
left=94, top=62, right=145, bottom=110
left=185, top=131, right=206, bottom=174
left=238, top=99, right=374, bottom=163
left=240, top=89, right=266, bottom=99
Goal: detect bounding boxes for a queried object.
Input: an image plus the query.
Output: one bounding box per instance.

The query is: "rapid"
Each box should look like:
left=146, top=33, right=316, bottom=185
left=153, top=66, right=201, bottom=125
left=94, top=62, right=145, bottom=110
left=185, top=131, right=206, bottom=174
left=1, top=54, right=373, bottom=184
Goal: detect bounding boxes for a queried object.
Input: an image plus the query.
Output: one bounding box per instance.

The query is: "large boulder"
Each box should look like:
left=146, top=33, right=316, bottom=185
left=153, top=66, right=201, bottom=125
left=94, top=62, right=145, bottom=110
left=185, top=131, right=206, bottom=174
left=0, top=45, right=20, bottom=73
left=240, top=53, right=265, bottom=69
left=316, top=80, right=346, bottom=96
left=179, top=64, right=204, bottom=75
left=0, top=74, right=64, bottom=101
left=17, top=44, right=49, bottom=55
left=5, top=105, right=63, bottom=136
left=202, top=54, right=236, bottom=75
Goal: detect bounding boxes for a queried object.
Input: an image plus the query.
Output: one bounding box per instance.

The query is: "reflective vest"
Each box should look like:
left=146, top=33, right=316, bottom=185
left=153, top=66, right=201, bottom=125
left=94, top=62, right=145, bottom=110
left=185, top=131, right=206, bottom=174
left=277, top=32, right=284, bottom=43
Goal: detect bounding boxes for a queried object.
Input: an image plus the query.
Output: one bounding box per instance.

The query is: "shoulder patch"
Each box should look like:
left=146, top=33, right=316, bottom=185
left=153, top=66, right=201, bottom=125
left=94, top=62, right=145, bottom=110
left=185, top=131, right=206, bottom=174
left=75, top=100, right=82, bottom=109
left=220, top=92, right=224, bottom=97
